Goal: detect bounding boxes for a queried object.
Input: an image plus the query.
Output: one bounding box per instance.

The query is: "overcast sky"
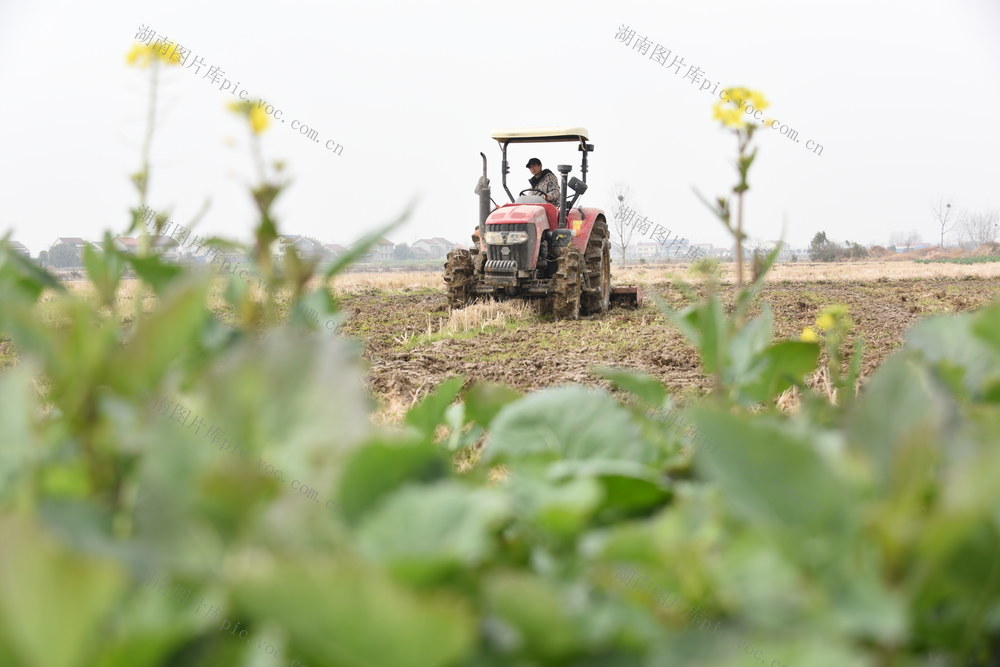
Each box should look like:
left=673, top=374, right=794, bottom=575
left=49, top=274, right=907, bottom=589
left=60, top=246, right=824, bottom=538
left=2, top=0, right=998, bottom=255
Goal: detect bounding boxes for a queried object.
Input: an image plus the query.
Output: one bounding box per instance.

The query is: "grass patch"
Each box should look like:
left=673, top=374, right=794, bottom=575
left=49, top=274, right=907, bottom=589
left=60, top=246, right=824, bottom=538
left=401, top=299, right=535, bottom=349
left=915, top=256, right=1000, bottom=265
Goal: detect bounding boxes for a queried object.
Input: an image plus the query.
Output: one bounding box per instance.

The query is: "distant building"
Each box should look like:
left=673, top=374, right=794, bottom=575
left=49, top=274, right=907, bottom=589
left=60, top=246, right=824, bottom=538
left=114, top=237, right=140, bottom=253
left=372, top=238, right=395, bottom=261
left=50, top=237, right=90, bottom=252
left=412, top=237, right=458, bottom=259
left=688, top=243, right=713, bottom=259
left=274, top=235, right=327, bottom=262
left=634, top=242, right=661, bottom=260
left=323, top=243, right=346, bottom=258
left=893, top=243, right=933, bottom=253
left=662, top=238, right=690, bottom=258
left=149, top=236, right=179, bottom=261
left=8, top=241, right=30, bottom=257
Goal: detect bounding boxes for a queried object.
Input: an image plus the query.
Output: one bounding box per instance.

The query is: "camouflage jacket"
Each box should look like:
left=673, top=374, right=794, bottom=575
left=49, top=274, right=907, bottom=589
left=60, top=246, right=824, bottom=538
left=529, top=169, right=561, bottom=205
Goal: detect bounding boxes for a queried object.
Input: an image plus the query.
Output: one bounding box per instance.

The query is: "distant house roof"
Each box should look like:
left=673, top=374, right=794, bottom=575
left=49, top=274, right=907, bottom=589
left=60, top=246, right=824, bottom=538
left=376, top=238, right=394, bottom=246
left=324, top=243, right=346, bottom=253
left=149, top=236, right=178, bottom=248
left=9, top=241, right=29, bottom=252
left=115, top=236, right=140, bottom=248
left=416, top=237, right=457, bottom=247
left=54, top=237, right=88, bottom=247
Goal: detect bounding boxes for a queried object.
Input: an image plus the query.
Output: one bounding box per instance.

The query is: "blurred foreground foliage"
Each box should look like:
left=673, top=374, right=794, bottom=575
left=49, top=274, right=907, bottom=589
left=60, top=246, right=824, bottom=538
left=1, top=232, right=1000, bottom=667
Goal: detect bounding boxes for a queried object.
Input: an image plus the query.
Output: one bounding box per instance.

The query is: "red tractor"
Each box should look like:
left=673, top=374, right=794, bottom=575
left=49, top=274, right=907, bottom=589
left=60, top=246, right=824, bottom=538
left=444, top=127, right=639, bottom=319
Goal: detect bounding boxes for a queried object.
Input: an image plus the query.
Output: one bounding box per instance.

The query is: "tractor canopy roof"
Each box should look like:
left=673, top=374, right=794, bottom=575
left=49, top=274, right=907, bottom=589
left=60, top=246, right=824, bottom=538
left=490, top=127, right=590, bottom=144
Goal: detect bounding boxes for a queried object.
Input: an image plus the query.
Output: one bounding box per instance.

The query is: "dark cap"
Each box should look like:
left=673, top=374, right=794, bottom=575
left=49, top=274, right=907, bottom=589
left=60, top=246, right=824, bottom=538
left=525, top=157, right=542, bottom=168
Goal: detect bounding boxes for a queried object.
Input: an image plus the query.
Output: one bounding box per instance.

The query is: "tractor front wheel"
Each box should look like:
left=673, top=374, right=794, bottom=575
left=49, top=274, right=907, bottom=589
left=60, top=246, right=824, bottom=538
left=552, top=245, right=582, bottom=320
left=443, top=248, right=475, bottom=309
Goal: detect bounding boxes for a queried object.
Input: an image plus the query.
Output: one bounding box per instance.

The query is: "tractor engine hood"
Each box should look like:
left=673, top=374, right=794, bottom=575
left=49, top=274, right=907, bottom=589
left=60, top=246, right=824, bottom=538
left=485, top=204, right=552, bottom=228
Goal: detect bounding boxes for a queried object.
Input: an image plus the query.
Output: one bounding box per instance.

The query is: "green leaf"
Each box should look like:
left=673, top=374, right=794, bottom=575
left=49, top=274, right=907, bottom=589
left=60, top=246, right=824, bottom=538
left=0, top=515, right=127, bottom=667
left=508, top=473, right=603, bottom=537
left=726, top=304, right=773, bottom=380
left=357, top=481, right=509, bottom=584
left=546, top=459, right=671, bottom=519
left=109, top=278, right=210, bottom=396
left=690, top=407, right=856, bottom=536
left=463, top=382, right=522, bottom=428
left=126, top=254, right=184, bottom=295
left=906, top=312, right=1000, bottom=398
left=483, top=572, right=584, bottom=660
left=674, top=299, right=725, bottom=375
left=82, top=233, right=126, bottom=307
left=971, top=301, right=1000, bottom=352
left=484, top=386, right=653, bottom=465
left=739, top=341, right=819, bottom=403
left=338, top=435, right=451, bottom=527
left=0, top=234, right=65, bottom=300
left=405, top=376, right=465, bottom=438
left=592, top=367, right=667, bottom=408
left=849, top=355, right=950, bottom=487
left=236, top=559, right=474, bottom=667
left=0, top=369, right=38, bottom=500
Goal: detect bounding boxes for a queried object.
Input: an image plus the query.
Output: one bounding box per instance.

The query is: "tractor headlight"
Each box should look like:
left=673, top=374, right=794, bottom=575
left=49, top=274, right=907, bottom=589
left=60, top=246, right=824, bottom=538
left=484, top=231, right=529, bottom=244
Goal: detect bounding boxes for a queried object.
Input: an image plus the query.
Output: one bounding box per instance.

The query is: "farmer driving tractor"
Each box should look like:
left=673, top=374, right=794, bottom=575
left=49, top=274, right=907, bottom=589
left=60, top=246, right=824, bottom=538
left=525, top=158, right=560, bottom=205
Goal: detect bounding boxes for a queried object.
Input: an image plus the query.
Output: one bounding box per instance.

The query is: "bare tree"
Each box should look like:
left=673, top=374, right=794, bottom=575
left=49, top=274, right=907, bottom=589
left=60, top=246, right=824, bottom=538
left=930, top=197, right=956, bottom=248
left=610, top=182, right=636, bottom=264
left=889, top=230, right=922, bottom=250
left=747, top=236, right=774, bottom=255
left=958, top=209, right=1000, bottom=249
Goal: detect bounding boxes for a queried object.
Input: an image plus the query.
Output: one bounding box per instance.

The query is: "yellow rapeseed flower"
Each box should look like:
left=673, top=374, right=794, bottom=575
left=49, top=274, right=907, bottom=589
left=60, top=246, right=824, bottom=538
left=713, top=86, right=768, bottom=131
left=712, top=102, right=747, bottom=129
left=125, top=41, right=181, bottom=68
left=249, top=105, right=269, bottom=134
left=800, top=327, right=819, bottom=343
left=748, top=90, right=769, bottom=111
left=227, top=99, right=270, bottom=135
left=816, top=312, right=836, bottom=331
left=125, top=43, right=147, bottom=66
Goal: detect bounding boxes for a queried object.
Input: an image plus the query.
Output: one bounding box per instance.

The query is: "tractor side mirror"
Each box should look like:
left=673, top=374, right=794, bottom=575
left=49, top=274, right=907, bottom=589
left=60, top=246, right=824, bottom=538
left=568, top=177, right=587, bottom=194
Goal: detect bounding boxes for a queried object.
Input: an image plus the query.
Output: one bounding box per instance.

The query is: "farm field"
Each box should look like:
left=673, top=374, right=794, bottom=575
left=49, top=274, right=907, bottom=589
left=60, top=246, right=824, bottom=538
left=336, top=261, right=1000, bottom=418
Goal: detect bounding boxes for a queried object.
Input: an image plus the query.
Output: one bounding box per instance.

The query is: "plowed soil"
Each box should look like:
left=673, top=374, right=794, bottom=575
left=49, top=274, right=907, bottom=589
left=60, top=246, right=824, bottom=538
left=338, top=277, right=1000, bottom=413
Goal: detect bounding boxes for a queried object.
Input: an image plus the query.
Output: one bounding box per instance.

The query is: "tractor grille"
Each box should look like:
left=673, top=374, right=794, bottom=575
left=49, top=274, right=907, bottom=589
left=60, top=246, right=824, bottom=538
left=485, top=223, right=535, bottom=269
left=485, top=259, right=517, bottom=272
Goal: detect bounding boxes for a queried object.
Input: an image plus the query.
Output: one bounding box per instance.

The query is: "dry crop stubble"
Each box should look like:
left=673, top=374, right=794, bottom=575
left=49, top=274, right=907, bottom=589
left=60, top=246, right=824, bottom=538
left=328, top=259, right=1000, bottom=292
left=338, top=275, right=1000, bottom=423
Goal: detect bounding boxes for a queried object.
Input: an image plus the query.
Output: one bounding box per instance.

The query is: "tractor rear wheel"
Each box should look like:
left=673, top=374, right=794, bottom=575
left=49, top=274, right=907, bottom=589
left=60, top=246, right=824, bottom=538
left=581, top=217, right=611, bottom=315
left=552, top=244, right=582, bottom=320
left=443, top=249, right=474, bottom=309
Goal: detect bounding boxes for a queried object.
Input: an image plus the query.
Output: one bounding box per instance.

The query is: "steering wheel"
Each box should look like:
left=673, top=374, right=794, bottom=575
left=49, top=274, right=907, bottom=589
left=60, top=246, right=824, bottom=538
left=519, top=188, right=546, bottom=197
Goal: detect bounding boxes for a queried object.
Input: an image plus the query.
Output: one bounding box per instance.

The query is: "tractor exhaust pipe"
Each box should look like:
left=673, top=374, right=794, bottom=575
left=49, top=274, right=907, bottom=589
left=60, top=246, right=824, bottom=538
left=557, top=164, right=572, bottom=229
left=476, top=152, right=491, bottom=226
